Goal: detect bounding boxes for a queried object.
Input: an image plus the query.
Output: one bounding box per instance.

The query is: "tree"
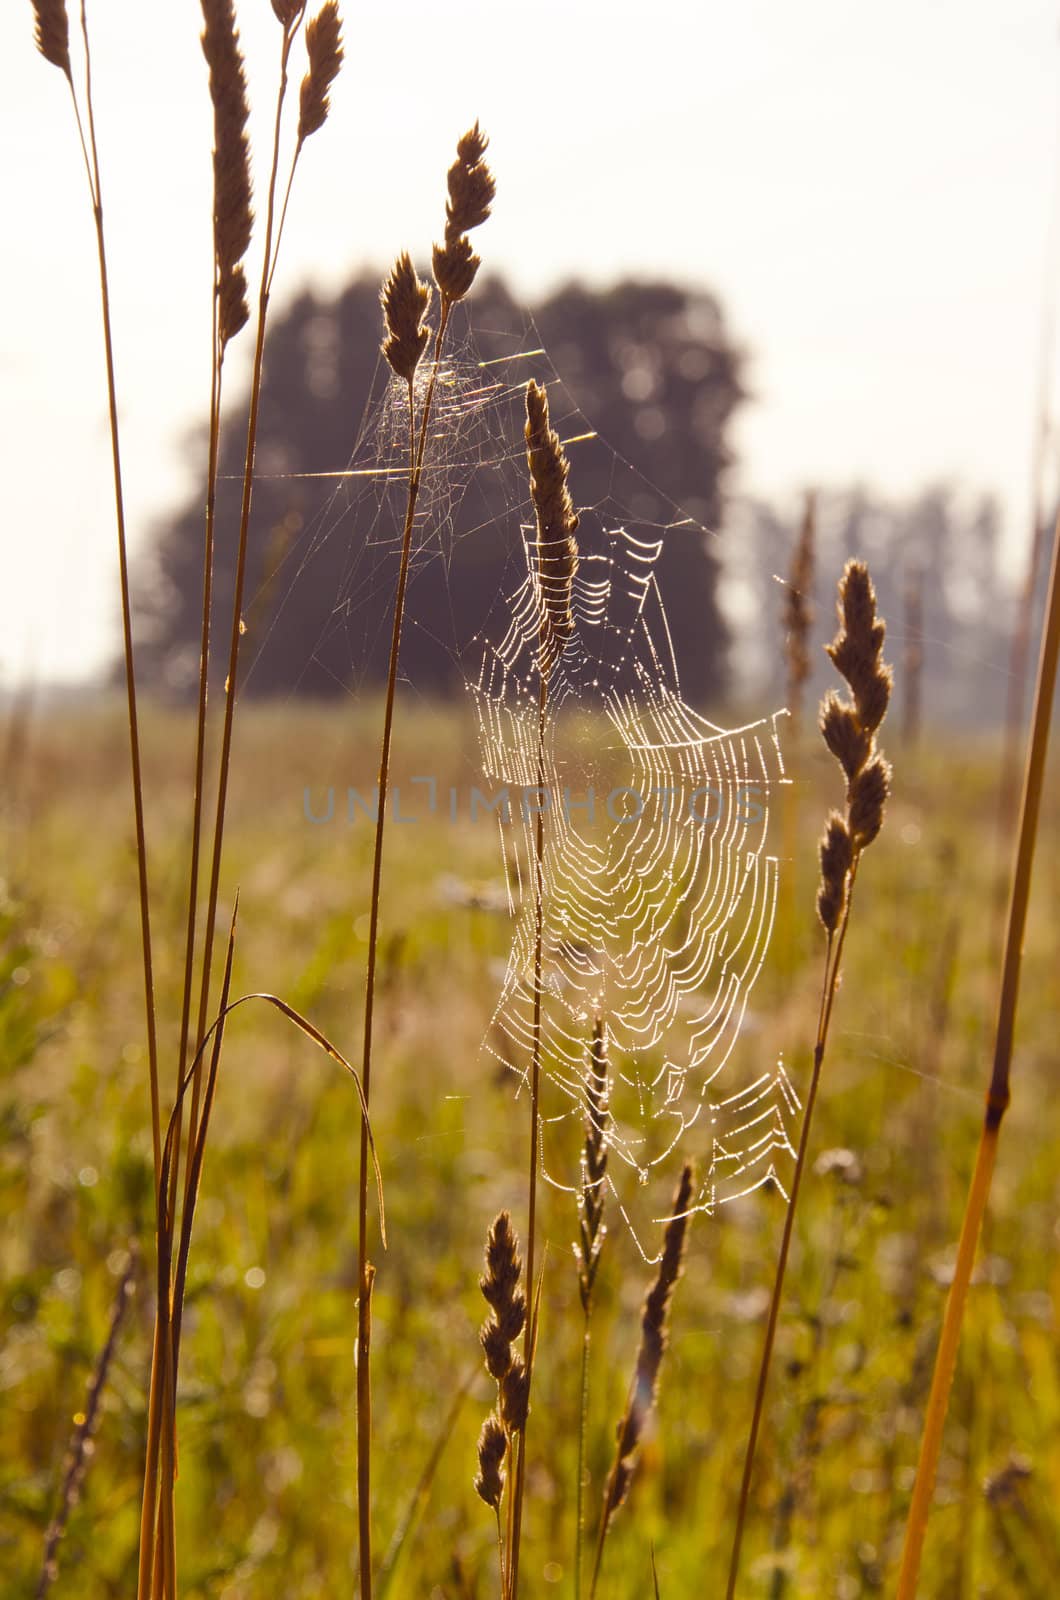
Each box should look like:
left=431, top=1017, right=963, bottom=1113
left=134, top=274, right=746, bottom=705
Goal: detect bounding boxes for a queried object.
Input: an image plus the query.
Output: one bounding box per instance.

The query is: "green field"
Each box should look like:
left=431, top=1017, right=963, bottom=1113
left=2, top=700, right=1059, bottom=1597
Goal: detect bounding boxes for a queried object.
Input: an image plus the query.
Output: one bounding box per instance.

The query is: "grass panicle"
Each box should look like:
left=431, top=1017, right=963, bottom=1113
left=381, top=252, right=433, bottom=383
left=824, top=559, right=892, bottom=738
left=200, top=0, right=253, bottom=348
left=475, top=1212, right=530, bottom=1593
left=32, top=0, right=70, bottom=76
left=432, top=121, right=496, bottom=305
left=576, top=1018, right=610, bottom=1312
left=271, top=0, right=305, bottom=25
left=726, top=558, right=892, bottom=1600
left=297, top=1, right=343, bottom=145
left=479, top=1211, right=530, bottom=1434
left=525, top=378, right=580, bottom=677
left=590, top=1163, right=694, bottom=1600
left=474, top=1413, right=508, bottom=1511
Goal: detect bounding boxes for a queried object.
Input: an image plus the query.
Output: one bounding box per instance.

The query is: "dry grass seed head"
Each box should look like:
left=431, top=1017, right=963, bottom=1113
left=32, top=0, right=70, bottom=76
left=525, top=379, right=580, bottom=674
left=200, top=0, right=253, bottom=345
left=816, top=557, right=892, bottom=924
left=474, top=1412, right=507, bottom=1509
left=848, top=754, right=891, bottom=848
left=380, top=252, right=432, bottom=382
left=819, top=691, right=872, bottom=782
left=500, top=1359, right=530, bottom=1433
left=611, top=1163, right=694, bottom=1506
left=479, top=1210, right=526, bottom=1381
left=432, top=121, right=495, bottom=304
left=817, top=812, right=853, bottom=933
left=577, top=1018, right=610, bottom=1310
left=298, top=2, right=343, bottom=144
left=825, top=559, right=892, bottom=736
left=271, top=0, right=305, bottom=24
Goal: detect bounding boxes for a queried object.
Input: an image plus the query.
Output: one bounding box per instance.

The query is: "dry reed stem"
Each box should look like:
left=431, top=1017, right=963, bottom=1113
left=355, top=126, right=493, bottom=1600
left=36, top=1248, right=138, bottom=1598
left=725, top=560, right=891, bottom=1600
left=896, top=509, right=1060, bottom=1597
left=589, top=1164, right=694, bottom=1600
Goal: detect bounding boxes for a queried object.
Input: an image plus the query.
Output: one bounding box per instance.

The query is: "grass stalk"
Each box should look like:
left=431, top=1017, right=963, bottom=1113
left=361, top=126, right=494, bottom=1594
left=507, top=673, right=546, bottom=1600
left=725, top=558, right=892, bottom=1598
left=39, top=0, right=163, bottom=1188
left=574, top=1019, right=609, bottom=1600
left=589, top=1164, right=694, bottom=1600
left=896, top=507, right=1060, bottom=1597
left=172, top=320, right=224, bottom=1219
left=356, top=293, right=453, bottom=1598
left=575, top=1310, right=592, bottom=1600
left=508, top=377, right=580, bottom=1598
left=187, top=12, right=300, bottom=1168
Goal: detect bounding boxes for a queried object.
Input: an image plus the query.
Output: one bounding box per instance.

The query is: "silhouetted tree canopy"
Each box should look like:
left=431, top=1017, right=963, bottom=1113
left=135, top=274, right=745, bottom=705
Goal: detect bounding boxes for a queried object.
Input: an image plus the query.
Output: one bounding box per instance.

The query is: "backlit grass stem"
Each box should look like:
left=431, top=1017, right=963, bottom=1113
left=725, top=560, right=892, bottom=1599
left=32, top=0, right=162, bottom=1193
left=508, top=378, right=580, bottom=1600
left=896, top=507, right=1060, bottom=1597
left=357, top=126, right=494, bottom=1599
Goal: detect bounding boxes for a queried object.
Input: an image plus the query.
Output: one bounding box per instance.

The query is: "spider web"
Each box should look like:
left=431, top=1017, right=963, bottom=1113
left=244, top=305, right=797, bottom=1239
left=470, top=468, right=795, bottom=1241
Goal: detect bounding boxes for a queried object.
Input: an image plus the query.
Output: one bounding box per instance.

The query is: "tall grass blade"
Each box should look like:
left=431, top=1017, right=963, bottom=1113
left=896, top=508, right=1060, bottom=1597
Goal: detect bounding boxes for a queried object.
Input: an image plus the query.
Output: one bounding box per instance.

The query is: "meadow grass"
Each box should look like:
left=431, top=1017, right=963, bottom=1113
left=18, top=9, right=1060, bottom=1591
left=3, top=699, right=1059, bottom=1597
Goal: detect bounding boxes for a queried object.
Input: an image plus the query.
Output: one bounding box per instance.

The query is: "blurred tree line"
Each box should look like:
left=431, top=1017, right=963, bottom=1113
left=135, top=272, right=1014, bottom=721
left=727, top=486, right=1011, bottom=728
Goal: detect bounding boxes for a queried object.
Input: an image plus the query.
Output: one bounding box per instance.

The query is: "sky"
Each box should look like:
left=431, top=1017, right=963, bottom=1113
left=2, top=0, right=1059, bottom=685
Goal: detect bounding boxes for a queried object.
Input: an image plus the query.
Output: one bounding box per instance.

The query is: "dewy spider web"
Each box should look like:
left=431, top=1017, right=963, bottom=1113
left=470, top=461, right=795, bottom=1244
left=244, top=304, right=797, bottom=1243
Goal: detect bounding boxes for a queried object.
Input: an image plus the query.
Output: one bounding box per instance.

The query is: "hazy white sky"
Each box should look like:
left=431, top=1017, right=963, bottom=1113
left=2, top=0, right=1058, bottom=683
